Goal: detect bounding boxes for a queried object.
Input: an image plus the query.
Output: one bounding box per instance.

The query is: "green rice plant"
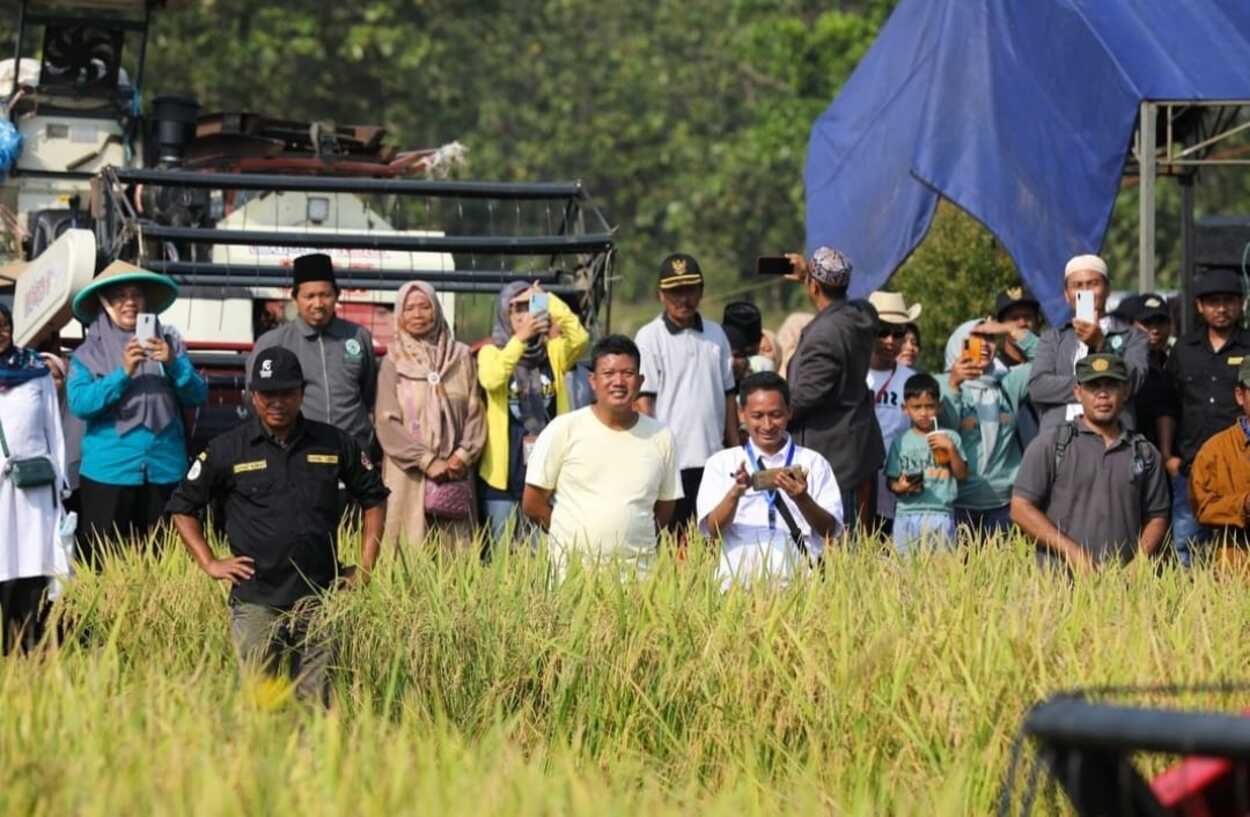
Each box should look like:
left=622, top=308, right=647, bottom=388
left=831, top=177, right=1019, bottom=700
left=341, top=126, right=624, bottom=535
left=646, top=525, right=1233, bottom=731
left=1, top=526, right=1247, bottom=816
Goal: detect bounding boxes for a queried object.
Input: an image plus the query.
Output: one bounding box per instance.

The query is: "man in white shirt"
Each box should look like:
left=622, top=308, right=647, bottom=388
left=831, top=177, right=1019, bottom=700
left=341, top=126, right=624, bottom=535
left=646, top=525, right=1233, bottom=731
left=523, top=335, right=682, bottom=574
left=697, top=372, right=842, bottom=588
left=635, top=253, right=739, bottom=532
left=866, top=291, right=920, bottom=530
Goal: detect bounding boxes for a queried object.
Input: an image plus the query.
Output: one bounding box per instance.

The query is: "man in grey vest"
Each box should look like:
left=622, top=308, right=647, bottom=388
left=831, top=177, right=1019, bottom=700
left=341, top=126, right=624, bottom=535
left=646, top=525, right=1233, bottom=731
left=1027, top=254, right=1147, bottom=432
left=248, top=253, right=379, bottom=452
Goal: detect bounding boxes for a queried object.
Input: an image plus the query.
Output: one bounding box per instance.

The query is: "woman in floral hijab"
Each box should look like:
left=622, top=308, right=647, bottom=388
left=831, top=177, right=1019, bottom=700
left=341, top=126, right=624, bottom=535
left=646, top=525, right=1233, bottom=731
left=375, top=281, right=485, bottom=550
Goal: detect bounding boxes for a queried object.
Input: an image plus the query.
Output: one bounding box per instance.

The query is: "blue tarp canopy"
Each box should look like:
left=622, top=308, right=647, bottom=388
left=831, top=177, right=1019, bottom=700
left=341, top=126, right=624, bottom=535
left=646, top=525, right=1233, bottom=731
left=804, top=0, right=1250, bottom=323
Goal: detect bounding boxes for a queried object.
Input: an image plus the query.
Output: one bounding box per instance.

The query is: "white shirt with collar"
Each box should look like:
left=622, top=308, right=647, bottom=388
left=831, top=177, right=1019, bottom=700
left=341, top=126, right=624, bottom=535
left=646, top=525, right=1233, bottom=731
left=696, top=436, right=842, bottom=588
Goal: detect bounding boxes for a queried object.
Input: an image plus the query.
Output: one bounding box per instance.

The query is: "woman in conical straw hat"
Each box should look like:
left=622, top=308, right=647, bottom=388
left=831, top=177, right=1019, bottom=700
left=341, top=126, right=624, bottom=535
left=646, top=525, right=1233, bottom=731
left=67, top=261, right=207, bottom=566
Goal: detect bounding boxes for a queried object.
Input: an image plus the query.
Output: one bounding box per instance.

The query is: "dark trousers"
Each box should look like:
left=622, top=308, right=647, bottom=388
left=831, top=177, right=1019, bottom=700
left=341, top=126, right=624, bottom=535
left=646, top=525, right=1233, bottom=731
left=77, top=476, right=177, bottom=568
left=230, top=598, right=333, bottom=705
left=667, top=467, right=705, bottom=534
left=0, top=577, right=50, bottom=655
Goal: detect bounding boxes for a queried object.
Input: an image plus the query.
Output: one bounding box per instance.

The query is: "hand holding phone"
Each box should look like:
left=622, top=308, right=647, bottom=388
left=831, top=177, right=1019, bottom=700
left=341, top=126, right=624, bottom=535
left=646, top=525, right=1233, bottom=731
left=528, top=291, right=550, bottom=315
left=1075, top=290, right=1096, bottom=323
left=963, top=335, right=985, bottom=364
left=136, top=313, right=157, bottom=356
left=136, top=312, right=156, bottom=341
left=750, top=465, right=807, bottom=492
left=756, top=256, right=794, bottom=276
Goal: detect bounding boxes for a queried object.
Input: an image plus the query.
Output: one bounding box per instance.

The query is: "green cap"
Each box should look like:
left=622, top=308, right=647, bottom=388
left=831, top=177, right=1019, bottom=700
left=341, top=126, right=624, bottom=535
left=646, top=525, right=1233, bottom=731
left=1239, top=358, right=1250, bottom=386
left=1075, top=353, right=1129, bottom=384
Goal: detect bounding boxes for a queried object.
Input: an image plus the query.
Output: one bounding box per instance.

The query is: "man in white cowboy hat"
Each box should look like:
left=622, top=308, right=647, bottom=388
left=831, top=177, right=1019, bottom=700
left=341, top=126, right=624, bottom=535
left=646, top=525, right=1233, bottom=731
left=1027, top=253, right=1148, bottom=433
left=866, top=291, right=922, bottom=530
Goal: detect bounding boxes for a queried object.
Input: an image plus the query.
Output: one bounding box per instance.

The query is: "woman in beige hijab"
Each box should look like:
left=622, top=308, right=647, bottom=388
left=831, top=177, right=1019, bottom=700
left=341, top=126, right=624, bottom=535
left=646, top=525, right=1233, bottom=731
left=375, top=281, right=485, bottom=551
left=775, top=312, right=814, bottom=379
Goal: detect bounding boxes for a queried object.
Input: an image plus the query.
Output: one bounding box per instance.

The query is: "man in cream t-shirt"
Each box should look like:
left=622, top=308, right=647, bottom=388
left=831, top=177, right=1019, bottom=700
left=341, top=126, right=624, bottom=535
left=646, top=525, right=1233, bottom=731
left=523, top=335, right=682, bottom=571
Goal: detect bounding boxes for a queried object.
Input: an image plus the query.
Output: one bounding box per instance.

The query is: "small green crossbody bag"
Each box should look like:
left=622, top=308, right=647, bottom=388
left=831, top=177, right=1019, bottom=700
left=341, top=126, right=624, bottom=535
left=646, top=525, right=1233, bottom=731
left=0, top=416, right=57, bottom=489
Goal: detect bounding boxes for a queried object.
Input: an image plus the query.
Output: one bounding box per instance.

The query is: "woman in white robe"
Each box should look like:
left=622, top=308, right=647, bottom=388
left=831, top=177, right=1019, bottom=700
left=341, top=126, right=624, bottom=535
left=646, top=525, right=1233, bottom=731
left=0, top=304, right=70, bottom=653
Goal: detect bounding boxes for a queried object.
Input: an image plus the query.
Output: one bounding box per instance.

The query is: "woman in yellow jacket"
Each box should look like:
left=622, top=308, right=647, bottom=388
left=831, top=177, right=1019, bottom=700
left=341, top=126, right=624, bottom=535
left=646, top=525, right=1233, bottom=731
left=477, top=282, right=590, bottom=548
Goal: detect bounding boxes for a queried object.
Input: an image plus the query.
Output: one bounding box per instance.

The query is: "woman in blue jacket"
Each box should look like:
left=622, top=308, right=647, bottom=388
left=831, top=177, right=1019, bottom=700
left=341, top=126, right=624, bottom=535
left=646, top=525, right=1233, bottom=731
left=67, top=263, right=206, bottom=564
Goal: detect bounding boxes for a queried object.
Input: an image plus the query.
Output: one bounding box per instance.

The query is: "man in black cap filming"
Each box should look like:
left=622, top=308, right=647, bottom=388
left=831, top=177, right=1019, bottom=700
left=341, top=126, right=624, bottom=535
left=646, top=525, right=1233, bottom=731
left=1116, top=292, right=1173, bottom=450
left=1158, top=268, right=1250, bottom=566
left=248, top=253, right=380, bottom=454
left=167, top=347, right=389, bottom=703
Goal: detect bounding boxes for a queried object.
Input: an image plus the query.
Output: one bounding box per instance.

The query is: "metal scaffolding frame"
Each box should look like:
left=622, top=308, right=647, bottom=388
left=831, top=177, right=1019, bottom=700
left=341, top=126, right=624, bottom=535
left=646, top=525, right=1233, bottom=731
left=1129, top=100, right=1250, bottom=296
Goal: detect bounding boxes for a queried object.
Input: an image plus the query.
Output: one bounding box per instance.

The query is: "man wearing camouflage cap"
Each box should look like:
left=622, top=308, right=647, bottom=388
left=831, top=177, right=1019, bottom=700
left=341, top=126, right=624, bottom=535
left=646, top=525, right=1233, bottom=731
left=782, top=247, right=883, bottom=531
left=1012, top=353, right=1169, bottom=573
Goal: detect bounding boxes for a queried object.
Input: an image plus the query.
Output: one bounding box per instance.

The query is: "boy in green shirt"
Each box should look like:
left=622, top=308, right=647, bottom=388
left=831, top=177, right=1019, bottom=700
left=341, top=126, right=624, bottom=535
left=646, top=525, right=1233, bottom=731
left=885, top=373, right=968, bottom=553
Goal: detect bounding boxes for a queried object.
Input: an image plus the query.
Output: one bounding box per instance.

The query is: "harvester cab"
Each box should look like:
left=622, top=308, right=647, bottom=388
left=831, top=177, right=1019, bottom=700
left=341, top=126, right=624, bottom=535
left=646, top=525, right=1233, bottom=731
left=1, top=0, right=615, bottom=449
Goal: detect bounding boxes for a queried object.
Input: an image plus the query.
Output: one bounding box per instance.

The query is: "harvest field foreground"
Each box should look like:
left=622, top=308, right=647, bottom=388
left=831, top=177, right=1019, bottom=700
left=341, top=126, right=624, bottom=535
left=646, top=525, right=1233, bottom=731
left=2, top=531, right=1247, bottom=816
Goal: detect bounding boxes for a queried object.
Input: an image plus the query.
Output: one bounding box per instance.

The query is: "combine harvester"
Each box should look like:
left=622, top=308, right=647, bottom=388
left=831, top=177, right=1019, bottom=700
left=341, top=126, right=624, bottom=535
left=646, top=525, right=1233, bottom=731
left=1, top=0, right=615, bottom=448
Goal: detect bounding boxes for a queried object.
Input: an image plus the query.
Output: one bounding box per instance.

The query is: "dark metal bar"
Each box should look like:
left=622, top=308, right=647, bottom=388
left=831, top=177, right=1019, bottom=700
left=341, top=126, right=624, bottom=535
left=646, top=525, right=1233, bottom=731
left=164, top=273, right=583, bottom=296
left=24, top=14, right=150, bottom=33
left=9, top=168, right=96, bottom=181
left=147, top=261, right=560, bottom=285
left=1180, top=175, right=1196, bottom=335
left=140, top=225, right=613, bottom=255
left=1025, top=699, right=1250, bottom=757
left=134, top=3, right=151, bottom=96
left=11, top=1, right=26, bottom=111
left=113, top=169, right=585, bottom=200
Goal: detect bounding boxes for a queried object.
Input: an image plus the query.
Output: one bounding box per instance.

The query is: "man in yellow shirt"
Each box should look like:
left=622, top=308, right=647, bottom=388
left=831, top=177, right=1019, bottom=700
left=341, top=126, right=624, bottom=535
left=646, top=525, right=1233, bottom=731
left=522, top=335, right=682, bottom=574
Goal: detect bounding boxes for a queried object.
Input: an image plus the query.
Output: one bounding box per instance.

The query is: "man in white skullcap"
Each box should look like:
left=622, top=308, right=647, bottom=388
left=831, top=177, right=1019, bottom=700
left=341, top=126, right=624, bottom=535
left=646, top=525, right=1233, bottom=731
left=1026, top=254, right=1148, bottom=432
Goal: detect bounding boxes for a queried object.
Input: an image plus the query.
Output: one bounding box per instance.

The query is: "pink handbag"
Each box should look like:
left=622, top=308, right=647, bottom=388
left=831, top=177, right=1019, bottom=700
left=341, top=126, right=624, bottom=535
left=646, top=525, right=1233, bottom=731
left=424, top=478, right=474, bottom=520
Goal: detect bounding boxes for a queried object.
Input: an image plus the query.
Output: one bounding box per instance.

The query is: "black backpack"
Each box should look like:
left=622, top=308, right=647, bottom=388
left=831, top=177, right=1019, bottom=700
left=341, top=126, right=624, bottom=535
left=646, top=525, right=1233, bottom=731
left=1053, top=420, right=1155, bottom=481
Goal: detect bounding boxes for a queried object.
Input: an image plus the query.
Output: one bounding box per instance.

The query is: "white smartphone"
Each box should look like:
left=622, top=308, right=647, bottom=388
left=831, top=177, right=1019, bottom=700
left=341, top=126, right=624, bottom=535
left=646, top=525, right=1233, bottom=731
left=1075, top=290, right=1096, bottom=323
left=136, top=313, right=157, bottom=344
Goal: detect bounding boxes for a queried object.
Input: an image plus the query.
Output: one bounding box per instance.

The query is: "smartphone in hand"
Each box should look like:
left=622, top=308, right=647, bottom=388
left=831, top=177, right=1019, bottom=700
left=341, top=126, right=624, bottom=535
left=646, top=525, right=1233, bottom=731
left=529, top=292, right=550, bottom=315
left=756, top=256, right=793, bottom=276
left=751, top=465, right=807, bottom=491
left=136, top=313, right=157, bottom=345
left=1075, top=290, right=1096, bottom=323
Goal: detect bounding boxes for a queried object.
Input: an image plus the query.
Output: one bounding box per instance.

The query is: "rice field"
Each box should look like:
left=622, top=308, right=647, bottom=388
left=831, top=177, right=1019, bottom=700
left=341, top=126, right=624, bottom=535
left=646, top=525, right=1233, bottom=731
left=2, top=529, right=1247, bottom=816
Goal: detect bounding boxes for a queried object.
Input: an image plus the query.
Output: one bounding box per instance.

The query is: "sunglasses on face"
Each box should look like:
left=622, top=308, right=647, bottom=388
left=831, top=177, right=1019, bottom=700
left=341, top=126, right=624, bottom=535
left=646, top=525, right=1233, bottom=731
left=878, top=327, right=907, bottom=339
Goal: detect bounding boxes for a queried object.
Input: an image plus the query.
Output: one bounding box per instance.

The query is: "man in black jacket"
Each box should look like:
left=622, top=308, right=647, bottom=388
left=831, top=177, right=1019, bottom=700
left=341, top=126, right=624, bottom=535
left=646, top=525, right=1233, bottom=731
left=784, top=247, right=884, bottom=532
left=167, top=348, right=389, bottom=703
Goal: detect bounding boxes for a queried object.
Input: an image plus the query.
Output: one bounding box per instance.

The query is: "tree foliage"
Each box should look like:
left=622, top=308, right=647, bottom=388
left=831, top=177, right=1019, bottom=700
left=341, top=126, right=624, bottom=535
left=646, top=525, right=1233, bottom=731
left=4, top=0, right=1248, bottom=338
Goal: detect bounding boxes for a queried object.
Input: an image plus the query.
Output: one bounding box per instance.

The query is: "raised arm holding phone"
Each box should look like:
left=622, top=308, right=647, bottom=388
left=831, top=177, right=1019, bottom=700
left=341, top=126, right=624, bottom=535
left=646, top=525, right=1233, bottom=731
left=66, top=263, right=207, bottom=565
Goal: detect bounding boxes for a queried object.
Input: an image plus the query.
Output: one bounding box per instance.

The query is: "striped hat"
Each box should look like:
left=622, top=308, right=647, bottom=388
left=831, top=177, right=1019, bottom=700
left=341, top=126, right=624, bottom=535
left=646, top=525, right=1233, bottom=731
left=658, top=253, right=704, bottom=290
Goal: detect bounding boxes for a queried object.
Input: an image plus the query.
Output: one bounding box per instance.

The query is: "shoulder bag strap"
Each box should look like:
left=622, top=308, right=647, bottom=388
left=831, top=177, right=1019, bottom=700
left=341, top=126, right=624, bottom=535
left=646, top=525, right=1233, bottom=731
left=754, top=453, right=809, bottom=560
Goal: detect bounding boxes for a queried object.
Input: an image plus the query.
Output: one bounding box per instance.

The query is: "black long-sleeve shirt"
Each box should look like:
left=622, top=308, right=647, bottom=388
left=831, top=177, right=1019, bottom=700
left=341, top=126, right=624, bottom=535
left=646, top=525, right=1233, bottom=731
left=166, top=417, right=389, bottom=609
left=1161, top=327, right=1250, bottom=466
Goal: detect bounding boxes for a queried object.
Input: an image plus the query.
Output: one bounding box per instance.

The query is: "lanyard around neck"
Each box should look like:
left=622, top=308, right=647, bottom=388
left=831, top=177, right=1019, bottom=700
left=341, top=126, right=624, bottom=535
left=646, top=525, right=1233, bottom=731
left=744, top=438, right=796, bottom=531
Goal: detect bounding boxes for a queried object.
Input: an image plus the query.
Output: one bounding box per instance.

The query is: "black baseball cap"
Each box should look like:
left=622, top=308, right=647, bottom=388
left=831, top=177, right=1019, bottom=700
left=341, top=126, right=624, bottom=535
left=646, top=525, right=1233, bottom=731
left=1193, top=269, right=1245, bottom=298
left=1134, top=293, right=1170, bottom=323
left=722, top=301, right=763, bottom=347
left=1112, top=293, right=1143, bottom=322
left=658, top=253, right=704, bottom=290
left=250, top=347, right=306, bottom=392
left=994, top=286, right=1040, bottom=320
